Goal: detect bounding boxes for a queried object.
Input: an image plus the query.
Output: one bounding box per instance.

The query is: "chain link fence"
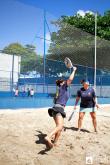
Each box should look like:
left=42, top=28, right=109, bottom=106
left=0, top=2, right=110, bottom=97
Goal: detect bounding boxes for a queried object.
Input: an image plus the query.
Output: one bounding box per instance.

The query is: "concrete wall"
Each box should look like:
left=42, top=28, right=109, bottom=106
left=0, top=53, right=21, bottom=90
left=0, top=53, right=21, bottom=82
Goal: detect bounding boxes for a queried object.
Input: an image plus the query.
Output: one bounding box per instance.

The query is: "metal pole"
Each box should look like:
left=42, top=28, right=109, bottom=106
left=86, top=65, right=88, bottom=80
left=94, top=13, right=97, bottom=89
left=11, top=54, right=14, bottom=92
left=43, top=9, right=46, bottom=93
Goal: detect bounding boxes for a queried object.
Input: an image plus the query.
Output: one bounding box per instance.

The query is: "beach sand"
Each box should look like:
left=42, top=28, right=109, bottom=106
left=0, top=105, right=110, bottom=165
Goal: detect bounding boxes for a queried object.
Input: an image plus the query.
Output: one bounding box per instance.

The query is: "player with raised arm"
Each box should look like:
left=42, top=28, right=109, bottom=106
left=45, top=58, right=77, bottom=148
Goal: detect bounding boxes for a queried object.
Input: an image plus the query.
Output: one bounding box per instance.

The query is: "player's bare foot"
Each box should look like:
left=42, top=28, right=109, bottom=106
left=44, top=136, right=54, bottom=149
left=77, top=128, right=81, bottom=132
left=54, top=143, right=58, bottom=147
left=94, top=129, right=98, bottom=134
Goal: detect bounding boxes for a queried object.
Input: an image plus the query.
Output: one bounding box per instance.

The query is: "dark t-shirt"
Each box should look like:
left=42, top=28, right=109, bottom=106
left=56, top=81, right=69, bottom=106
left=77, top=87, right=96, bottom=108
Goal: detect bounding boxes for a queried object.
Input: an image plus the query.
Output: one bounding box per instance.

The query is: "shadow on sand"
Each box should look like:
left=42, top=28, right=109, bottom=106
left=35, top=130, right=52, bottom=155
left=64, top=126, right=90, bottom=133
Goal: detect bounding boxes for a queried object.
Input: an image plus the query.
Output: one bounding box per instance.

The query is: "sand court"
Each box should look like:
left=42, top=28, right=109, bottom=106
left=0, top=105, right=110, bottom=165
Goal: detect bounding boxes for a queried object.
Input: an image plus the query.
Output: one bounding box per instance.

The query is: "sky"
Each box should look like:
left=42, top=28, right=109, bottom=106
left=18, top=0, right=110, bottom=17
left=0, top=0, right=110, bottom=54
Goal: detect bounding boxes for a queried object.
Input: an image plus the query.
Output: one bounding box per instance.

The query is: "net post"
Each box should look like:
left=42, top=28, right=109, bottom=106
left=94, top=12, right=97, bottom=90
left=43, top=9, right=46, bottom=93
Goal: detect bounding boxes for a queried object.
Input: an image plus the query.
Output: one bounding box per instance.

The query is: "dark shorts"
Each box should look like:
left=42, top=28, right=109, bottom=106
left=48, top=106, right=66, bottom=118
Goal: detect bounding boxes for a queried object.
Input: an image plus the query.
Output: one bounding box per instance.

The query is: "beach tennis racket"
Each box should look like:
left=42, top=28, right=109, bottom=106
left=68, top=111, right=74, bottom=121
left=64, top=57, right=73, bottom=69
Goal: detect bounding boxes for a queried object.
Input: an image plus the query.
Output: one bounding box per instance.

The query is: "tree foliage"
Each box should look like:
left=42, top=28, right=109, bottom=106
left=60, top=10, right=110, bottom=40
left=2, top=43, right=43, bottom=73
left=47, top=10, right=110, bottom=70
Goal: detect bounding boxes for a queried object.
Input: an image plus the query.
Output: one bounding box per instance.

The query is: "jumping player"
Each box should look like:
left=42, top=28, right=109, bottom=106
left=45, top=66, right=77, bottom=148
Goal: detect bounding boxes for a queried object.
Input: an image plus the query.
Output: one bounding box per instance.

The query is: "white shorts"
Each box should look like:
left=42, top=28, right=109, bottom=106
left=80, top=107, right=96, bottom=113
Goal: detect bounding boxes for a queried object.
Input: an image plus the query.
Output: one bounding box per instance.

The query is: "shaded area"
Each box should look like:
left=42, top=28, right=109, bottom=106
left=64, top=126, right=90, bottom=133
left=35, top=130, right=52, bottom=155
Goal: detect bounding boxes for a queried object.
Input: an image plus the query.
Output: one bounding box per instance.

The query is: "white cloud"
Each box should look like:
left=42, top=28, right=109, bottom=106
left=77, top=10, right=94, bottom=17
left=41, top=33, right=51, bottom=45
left=85, top=10, right=94, bottom=15
left=77, top=10, right=85, bottom=17
left=45, top=33, right=51, bottom=44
